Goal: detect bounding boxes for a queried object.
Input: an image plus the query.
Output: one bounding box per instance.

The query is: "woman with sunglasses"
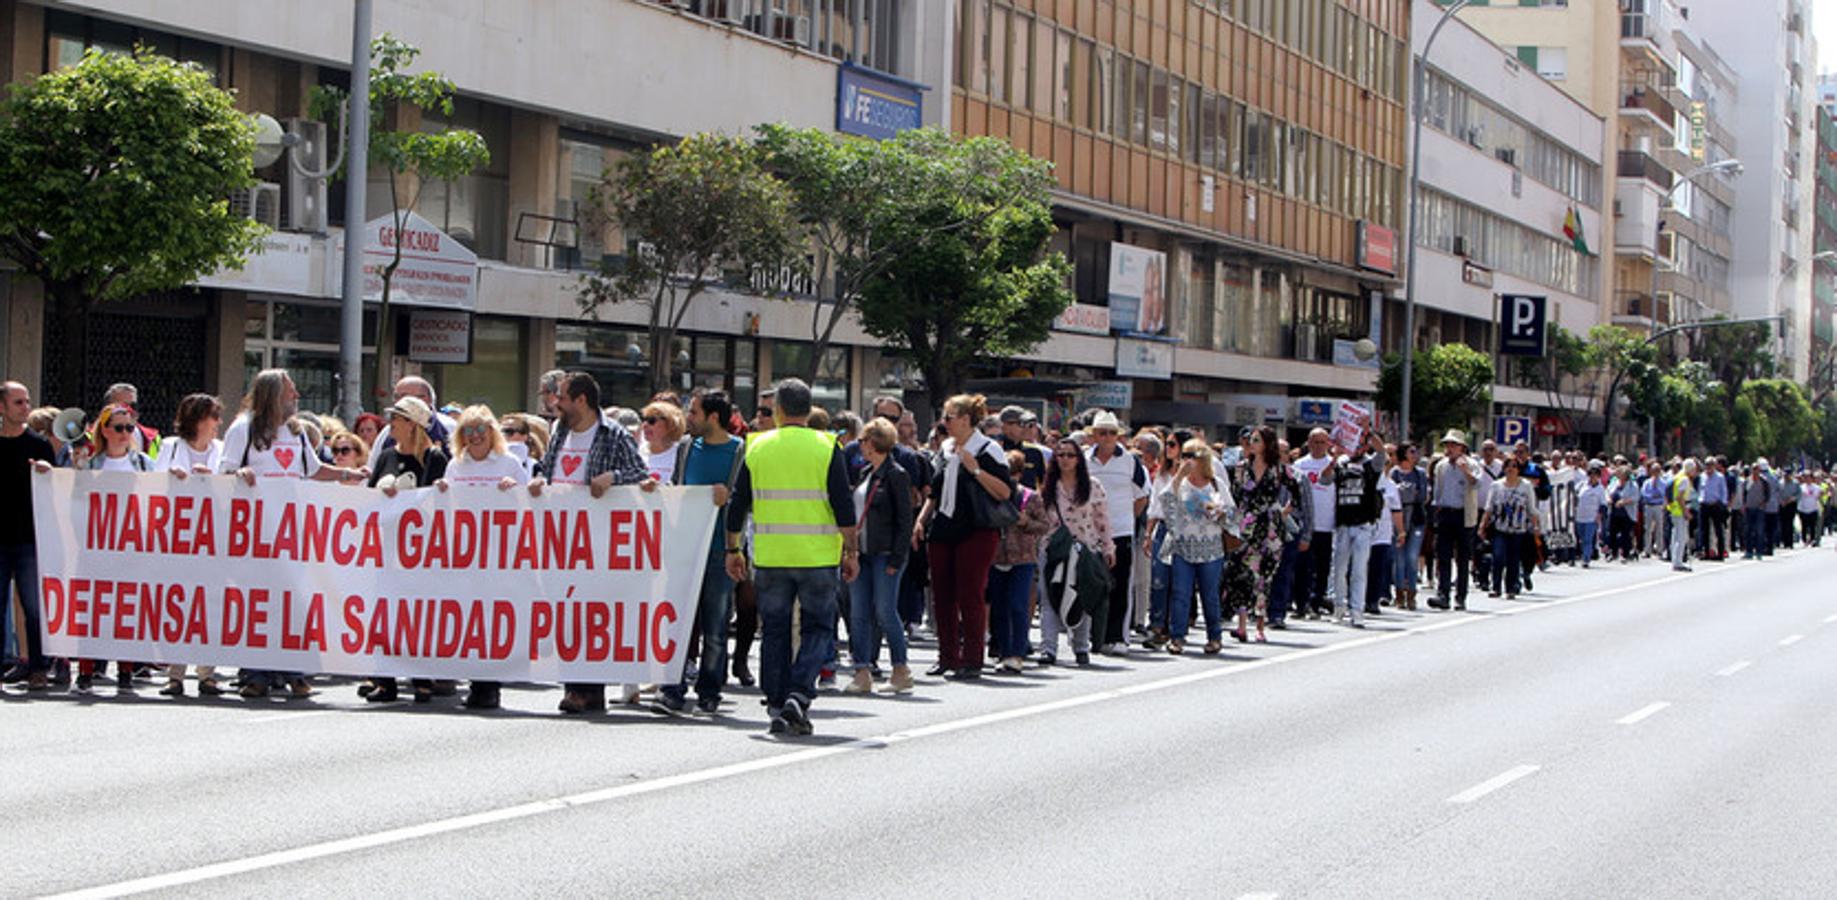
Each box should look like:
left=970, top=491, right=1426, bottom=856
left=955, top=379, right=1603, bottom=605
left=435, top=405, right=527, bottom=709
left=497, top=413, right=549, bottom=477
left=639, top=401, right=686, bottom=484
left=362, top=396, right=449, bottom=703
left=326, top=432, right=370, bottom=479
left=156, top=394, right=225, bottom=696
left=1037, top=435, right=1112, bottom=667
left=1155, top=441, right=1237, bottom=654
left=79, top=405, right=154, bottom=691
left=1226, top=426, right=1300, bottom=644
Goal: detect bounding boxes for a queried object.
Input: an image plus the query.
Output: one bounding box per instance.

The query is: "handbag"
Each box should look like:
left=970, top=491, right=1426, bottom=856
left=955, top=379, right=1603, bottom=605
left=966, top=457, right=1019, bottom=530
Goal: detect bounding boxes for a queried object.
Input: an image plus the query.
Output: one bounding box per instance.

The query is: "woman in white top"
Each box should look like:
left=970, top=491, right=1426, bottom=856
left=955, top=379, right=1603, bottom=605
left=639, top=400, right=685, bottom=485
left=498, top=412, right=549, bottom=477
left=83, top=405, right=154, bottom=692
left=157, top=393, right=225, bottom=697
left=430, top=405, right=527, bottom=710
left=439, top=405, right=528, bottom=492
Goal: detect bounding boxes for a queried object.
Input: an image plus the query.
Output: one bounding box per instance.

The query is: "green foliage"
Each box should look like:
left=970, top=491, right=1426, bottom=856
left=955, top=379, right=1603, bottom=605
left=853, top=133, right=1071, bottom=402
left=0, top=48, right=265, bottom=303
left=1732, top=379, right=1818, bottom=462
left=579, top=133, right=800, bottom=393
left=1377, top=342, right=1494, bottom=437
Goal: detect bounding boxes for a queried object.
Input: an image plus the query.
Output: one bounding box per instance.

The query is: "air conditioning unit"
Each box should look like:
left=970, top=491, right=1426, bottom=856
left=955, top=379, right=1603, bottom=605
left=1656, top=230, right=1676, bottom=263
left=231, top=182, right=282, bottom=229
left=701, top=0, right=745, bottom=24
left=1495, top=147, right=1517, bottom=166
left=773, top=14, right=811, bottom=45
left=1453, top=235, right=1472, bottom=257
left=1613, top=199, right=1624, bottom=217
left=1465, top=125, right=1484, bottom=148
left=283, top=118, right=328, bottom=232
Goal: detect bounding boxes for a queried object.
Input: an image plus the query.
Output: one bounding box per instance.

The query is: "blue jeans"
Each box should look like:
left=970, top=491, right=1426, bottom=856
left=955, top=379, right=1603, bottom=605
left=849, top=553, right=908, bottom=671
left=1167, top=556, right=1224, bottom=641
left=1490, top=532, right=1524, bottom=595
left=1744, top=509, right=1769, bottom=557
left=754, top=566, right=840, bottom=712
left=985, top=563, right=1035, bottom=661
left=0, top=543, right=47, bottom=672
left=1394, top=525, right=1424, bottom=591
left=662, top=546, right=735, bottom=703
left=1576, top=522, right=1599, bottom=565
left=1146, top=529, right=1172, bottom=633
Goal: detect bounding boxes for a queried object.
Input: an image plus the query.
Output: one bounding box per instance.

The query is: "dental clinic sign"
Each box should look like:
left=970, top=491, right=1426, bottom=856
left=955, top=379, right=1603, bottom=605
left=836, top=64, right=923, bottom=141
left=334, top=211, right=479, bottom=311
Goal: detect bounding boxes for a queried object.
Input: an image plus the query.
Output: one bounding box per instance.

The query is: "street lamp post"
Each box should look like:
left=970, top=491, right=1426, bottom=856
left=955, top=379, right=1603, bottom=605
left=1643, top=158, right=1742, bottom=454
left=337, top=0, right=373, bottom=424
left=1400, top=0, right=1470, bottom=444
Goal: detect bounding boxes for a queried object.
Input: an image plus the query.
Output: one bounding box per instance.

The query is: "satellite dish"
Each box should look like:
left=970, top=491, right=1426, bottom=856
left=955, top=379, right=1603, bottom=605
left=250, top=113, right=286, bottom=169
left=52, top=407, right=87, bottom=444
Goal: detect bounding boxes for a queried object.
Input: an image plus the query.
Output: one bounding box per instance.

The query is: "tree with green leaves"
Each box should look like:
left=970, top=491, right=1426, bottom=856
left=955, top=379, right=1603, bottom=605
left=579, top=133, right=800, bottom=395
left=754, top=125, right=1047, bottom=385
left=1592, top=324, right=1663, bottom=449
left=1508, top=323, right=1599, bottom=439
left=1687, top=318, right=1775, bottom=422
left=0, top=48, right=266, bottom=404
left=312, top=35, right=489, bottom=405
left=853, top=134, right=1070, bottom=405
left=1378, top=342, right=1494, bottom=438
left=1733, top=378, right=1818, bottom=462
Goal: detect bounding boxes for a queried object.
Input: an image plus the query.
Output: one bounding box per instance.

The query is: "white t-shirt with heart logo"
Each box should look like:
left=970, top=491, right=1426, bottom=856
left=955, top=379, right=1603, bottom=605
left=219, top=415, right=321, bottom=481
left=446, top=451, right=529, bottom=488
left=550, top=427, right=596, bottom=485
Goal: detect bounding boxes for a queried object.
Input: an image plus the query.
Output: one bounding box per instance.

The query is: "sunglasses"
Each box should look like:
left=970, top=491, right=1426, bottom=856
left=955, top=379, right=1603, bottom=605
left=460, top=425, right=489, bottom=437
left=333, top=446, right=359, bottom=457
left=642, top=416, right=661, bottom=425
left=1181, top=452, right=1200, bottom=460
left=501, top=427, right=527, bottom=437
left=109, top=423, right=136, bottom=434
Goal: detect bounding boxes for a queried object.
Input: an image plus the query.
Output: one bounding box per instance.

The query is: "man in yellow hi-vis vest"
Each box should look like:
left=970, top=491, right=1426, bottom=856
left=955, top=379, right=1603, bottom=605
left=724, top=378, right=859, bottom=736
left=1668, top=459, right=1697, bottom=572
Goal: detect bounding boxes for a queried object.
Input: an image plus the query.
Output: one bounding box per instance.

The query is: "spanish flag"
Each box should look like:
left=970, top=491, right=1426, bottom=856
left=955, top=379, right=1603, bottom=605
left=1563, top=206, right=1591, bottom=255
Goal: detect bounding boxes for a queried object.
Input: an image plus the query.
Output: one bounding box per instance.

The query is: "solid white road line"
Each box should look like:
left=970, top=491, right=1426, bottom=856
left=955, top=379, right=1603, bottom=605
left=1616, top=702, right=1671, bottom=726
left=44, top=563, right=1760, bottom=900
left=1446, top=765, right=1541, bottom=804
left=1779, top=634, right=1805, bottom=647
left=1235, top=893, right=1281, bottom=900
left=1714, top=660, right=1752, bottom=677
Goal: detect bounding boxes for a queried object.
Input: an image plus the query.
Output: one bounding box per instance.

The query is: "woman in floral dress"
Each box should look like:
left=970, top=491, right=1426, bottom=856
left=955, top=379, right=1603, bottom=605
left=1226, top=425, right=1298, bottom=643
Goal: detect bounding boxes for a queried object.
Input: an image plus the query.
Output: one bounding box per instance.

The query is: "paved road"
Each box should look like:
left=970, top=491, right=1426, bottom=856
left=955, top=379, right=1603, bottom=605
left=9, top=548, right=1837, bottom=899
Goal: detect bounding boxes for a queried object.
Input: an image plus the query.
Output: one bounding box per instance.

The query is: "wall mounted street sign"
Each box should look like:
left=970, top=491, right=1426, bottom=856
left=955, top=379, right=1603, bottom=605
left=1495, top=416, right=1531, bottom=447
left=836, top=63, right=923, bottom=141
left=1499, top=293, right=1547, bottom=357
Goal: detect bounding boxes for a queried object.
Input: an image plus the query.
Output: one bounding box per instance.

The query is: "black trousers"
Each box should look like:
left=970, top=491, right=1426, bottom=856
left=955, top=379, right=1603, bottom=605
left=1433, top=508, right=1472, bottom=602
left=1302, top=532, right=1334, bottom=614
left=1703, top=504, right=1729, bottom=557
left=1100, top=537, right=1134, bottom=647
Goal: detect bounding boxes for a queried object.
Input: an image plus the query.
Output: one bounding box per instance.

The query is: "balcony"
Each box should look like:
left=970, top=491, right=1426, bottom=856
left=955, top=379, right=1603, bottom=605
left=1621, top=86, right=1678, bottom=132
left=1616, top=151, right=1675, bottom=191
left=1614, top=291, right=1673, bottom=327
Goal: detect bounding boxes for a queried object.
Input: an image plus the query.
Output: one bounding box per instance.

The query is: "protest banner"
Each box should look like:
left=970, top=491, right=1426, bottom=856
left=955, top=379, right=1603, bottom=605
left=30, top=471, right=719, bottom=683
left=1330, top=400, right=1372, bottom=451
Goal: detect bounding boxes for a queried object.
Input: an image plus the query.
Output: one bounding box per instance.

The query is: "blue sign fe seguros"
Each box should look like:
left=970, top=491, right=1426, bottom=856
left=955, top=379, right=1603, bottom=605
left=836, top=64, right=923, bottom=141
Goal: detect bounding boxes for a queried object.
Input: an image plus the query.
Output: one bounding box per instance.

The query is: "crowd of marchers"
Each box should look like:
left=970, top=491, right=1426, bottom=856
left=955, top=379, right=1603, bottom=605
left=2, top=370, right=1828, bottom=736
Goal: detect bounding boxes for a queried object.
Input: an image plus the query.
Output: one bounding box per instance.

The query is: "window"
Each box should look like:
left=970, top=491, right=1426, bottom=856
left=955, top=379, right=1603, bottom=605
left=244, top=300, right=378, bottom=414
left=1132, top=60, right=1151, bottom=144
left=44, top=9, right=222, bottom=80
left=770, top=343, right=851, bottom=414
left=409, top=98, right=512, bottom=260
left=1056, top=30, right=1074, bottom=121
left=1031, top=17, right=1055, bottom=115
left=1007, top=11, right=1030, bottom=108
left=989, top=5, right=1008, bottom=101
left=958, top=0, right=990, bottom=93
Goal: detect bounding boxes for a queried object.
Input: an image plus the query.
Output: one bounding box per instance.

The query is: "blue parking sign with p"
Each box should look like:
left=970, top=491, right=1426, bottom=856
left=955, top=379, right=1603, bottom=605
left=1495, top=416, right=1531, bottom=446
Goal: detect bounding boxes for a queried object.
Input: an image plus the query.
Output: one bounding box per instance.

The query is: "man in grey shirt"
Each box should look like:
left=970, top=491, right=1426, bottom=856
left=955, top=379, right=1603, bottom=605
left=1428, top=430, right=1481, bottom=610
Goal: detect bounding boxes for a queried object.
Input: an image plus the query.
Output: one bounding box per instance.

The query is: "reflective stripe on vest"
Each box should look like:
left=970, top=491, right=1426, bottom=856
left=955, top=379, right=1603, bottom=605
left=745, top=427, right=843, bottom=567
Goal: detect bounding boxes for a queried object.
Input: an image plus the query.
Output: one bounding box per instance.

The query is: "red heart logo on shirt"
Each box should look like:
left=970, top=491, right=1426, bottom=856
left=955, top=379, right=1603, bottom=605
left=560, top=455, right=583, bottom=479
left=273, top=448, right=296, bottom=471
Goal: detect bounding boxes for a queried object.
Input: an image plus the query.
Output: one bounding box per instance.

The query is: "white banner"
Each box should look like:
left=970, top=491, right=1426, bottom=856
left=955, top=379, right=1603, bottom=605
left=31, top=471, right=719, bottom=683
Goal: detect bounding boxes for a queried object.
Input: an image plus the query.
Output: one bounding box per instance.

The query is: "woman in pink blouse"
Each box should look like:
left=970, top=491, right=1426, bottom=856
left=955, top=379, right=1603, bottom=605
left=1037, top=436, right=1112, bottom=667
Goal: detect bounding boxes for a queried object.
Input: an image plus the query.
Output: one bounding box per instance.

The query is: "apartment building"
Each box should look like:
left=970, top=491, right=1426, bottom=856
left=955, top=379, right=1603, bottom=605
left=1408, top=0, right=1605, bottom=444
left=1692, top=0, right=1819, bottom=381
left=949, top=0, right=1410, bottom=437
